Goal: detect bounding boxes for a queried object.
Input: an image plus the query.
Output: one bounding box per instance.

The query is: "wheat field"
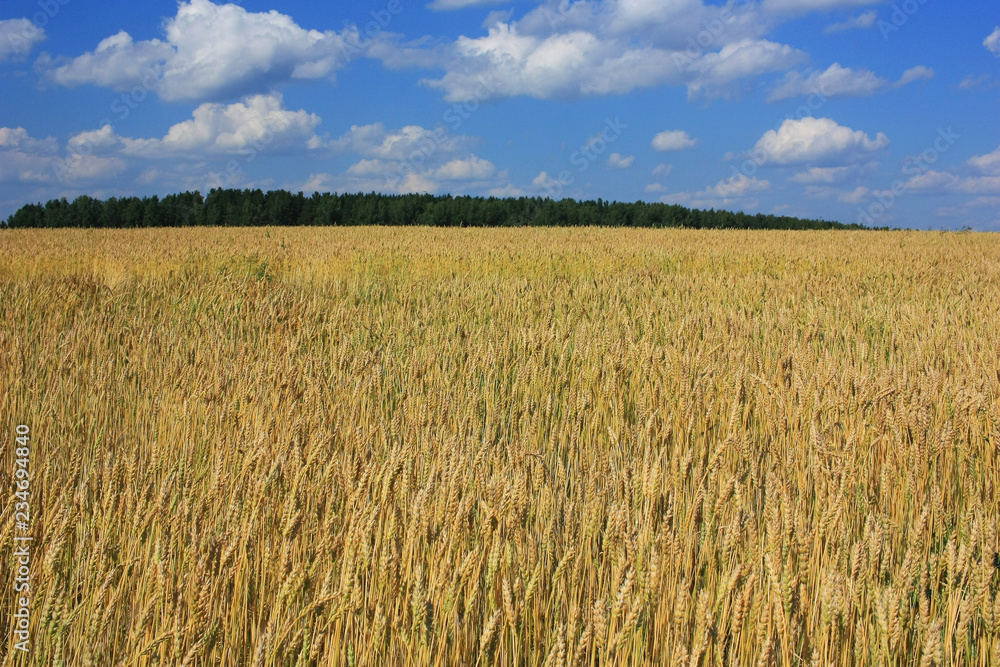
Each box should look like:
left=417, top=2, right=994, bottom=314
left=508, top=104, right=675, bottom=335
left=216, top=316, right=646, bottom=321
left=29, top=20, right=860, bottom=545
left=1, top=227, right=998, bottom=666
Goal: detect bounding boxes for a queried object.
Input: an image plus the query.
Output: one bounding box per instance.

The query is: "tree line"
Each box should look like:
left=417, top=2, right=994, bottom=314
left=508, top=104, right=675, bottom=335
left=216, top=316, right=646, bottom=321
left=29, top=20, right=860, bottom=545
left=2, top=189, right=874, bottom=230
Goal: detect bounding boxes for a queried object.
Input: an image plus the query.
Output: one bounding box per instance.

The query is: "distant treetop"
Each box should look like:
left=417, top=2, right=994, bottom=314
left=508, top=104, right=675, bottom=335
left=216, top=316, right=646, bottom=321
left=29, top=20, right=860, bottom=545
left=2, top=189, right=874, bottom=231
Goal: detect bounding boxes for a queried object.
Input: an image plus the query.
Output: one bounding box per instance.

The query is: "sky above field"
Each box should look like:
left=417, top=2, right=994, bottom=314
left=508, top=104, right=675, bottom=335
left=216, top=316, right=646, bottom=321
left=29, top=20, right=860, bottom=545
left=1, top=0, right=998, bottom=229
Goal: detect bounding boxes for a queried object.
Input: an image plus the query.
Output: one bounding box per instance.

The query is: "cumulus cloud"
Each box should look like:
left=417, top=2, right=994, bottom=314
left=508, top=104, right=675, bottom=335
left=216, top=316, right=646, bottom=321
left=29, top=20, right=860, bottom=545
left=532, top=171, right=563, bottom=191
left=897, top=144, right=1000, bottom=197
left=420, top=23, right=686, bottom=101
left=768, top=63, right=933, bottom=101
left=434, top=156, right=496, bottom=180
left=306, top=122, right=501, bottom=196
left=121, top=94, right=322, bottom=156
left=67, top=125, right=127, bottom=156
left=0, top=127, right=59, bottom=183
left=753, top=117, right=889, bottom=166
left=327, top=123, right=477, bottom=160
left=957, top=74, right=996, bottom=90
left=608, top=153, right=635, bottom=168
left=823, top=11, right=877, bottom=34
left=896, top=171, right=1000, bottom=196
left=514, top=0, right=767, bottom=50
left=803, top=185, right=870, bottom=203
left=652, top=130, right=698, bottom=152
left=411, top=0, right=803, bottom=104
left=428, top=0, right=507, bottom=9
left=763, top=0, right=882, bottom=12
left=986, top=27, right=1000, bottom=56
left=684, top=38, right=806, bottom=101
left=369, top=0, right=871, bottom=104
left=788, top=166, right=858, bottom=184
left=0, top=126, right=127, bottom=185
left=41, top=31, right=172, bottom=91
left=652, top=163, right=674, bottom=178
left=967, top=145, right=1000, bottom=175
left=0, top=18, right=46, bottom=60
left=662, top=173, right=771, bottom=210
left=769, top=63, right=882, bottom=100
left=896, top=65, right=934, bottom=86
left=41, top=0, right=358, bottom=101
left=307, top=156, right=506, bottom=196
left=0, top=94, right=326, bottom=193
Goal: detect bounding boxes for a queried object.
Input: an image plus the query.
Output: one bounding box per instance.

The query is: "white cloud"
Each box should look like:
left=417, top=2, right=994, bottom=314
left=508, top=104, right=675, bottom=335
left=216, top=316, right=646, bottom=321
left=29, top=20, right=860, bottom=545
left=968, top=145, right=1000, bottom=175
left=532, top=171, right=563, bottom=190
left=399, top=172, right=439, bottom=194
left=645, top=182, right=666, bottom=193
left=896, top=66, right=934, bottom=87
left=429, top=0, right=507, bottom=9
left=0, top=127, right=59, bottom=183
left=57, top=155, right=130, bottom=183
left=67, top=125, right=126, bottom=155
left=410, top=0, right=803, bottom=104
left=962, top=196, right=1000, bottom=208
left=434, top=156, right=496, bottom=180
left=754, top=117, right=889, bottom=166
left=608, top=153, right=635, bottom=168
left=3, top=94, right=325, bottom=191
left=838, top=186, right=870, bottom=203
left=763, top=0, right=882, bottom=12
left=304, top=122, right=500, bottom=196
left=823, top=11, right=877, bottom=34
left=769, top=63, right=883, bottom=100
left=327, top=123, right=476, bottom=160
left=515, top=0, right=767, bottom=50
left=42, top=0, right=358, bottom=102
left=958, top=74, right=996, bottom=90
left=0, top=18, right=46, bottom=60
left=122, top=94, right=322, bottom=156
left=684, top=38, right=806, bottom=101
left=41, top=31, right=172, bottom=91
left=788, top=166, right=857, bottom=184
left=896, top=171, right=1000, bottom=196
left=936, top=197, right=1000, bottom=223
left=899, top=145, right=1000, bottom=197
left=769, top=62, right=932, bottom=101
left=0, top=127, right=57, bottom=154
left=652, top=163, right=674, bottom=177
left=302, top=173, right=337, bottom=192
left=986, top=27, right=1000, bottom=56
left=420, top=23, right=685, bottom=101
left=486, top=182, right=526, bottom=197
left=804, top=185, right=870, bottom=203
left=652, top=130, right=698, bottom=152
left=0, top=126, right=128, bottom=186
left=662, top=173, right=771, bottom=209
left=308, top=153, right=504, bottom=196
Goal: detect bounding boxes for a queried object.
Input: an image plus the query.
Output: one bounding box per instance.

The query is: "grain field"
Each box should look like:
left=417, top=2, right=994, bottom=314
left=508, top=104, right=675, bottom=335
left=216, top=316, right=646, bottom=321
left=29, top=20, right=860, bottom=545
left=1, top=227, right=998, bottom=666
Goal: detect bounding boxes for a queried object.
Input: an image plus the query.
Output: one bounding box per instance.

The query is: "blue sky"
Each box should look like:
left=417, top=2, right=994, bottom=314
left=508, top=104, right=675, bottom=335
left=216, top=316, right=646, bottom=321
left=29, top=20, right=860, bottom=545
left=1, top=0, right=998, bottom=229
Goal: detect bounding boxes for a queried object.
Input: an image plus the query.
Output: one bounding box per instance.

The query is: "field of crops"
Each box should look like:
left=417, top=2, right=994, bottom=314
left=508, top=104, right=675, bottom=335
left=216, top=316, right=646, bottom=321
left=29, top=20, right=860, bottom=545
left=1, top=227, right=998, bottom=666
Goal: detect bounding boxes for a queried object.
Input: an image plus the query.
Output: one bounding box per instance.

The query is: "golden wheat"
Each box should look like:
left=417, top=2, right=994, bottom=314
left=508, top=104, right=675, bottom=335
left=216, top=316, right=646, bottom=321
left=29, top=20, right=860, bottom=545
left=0, top=226, right=998, bottom=665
